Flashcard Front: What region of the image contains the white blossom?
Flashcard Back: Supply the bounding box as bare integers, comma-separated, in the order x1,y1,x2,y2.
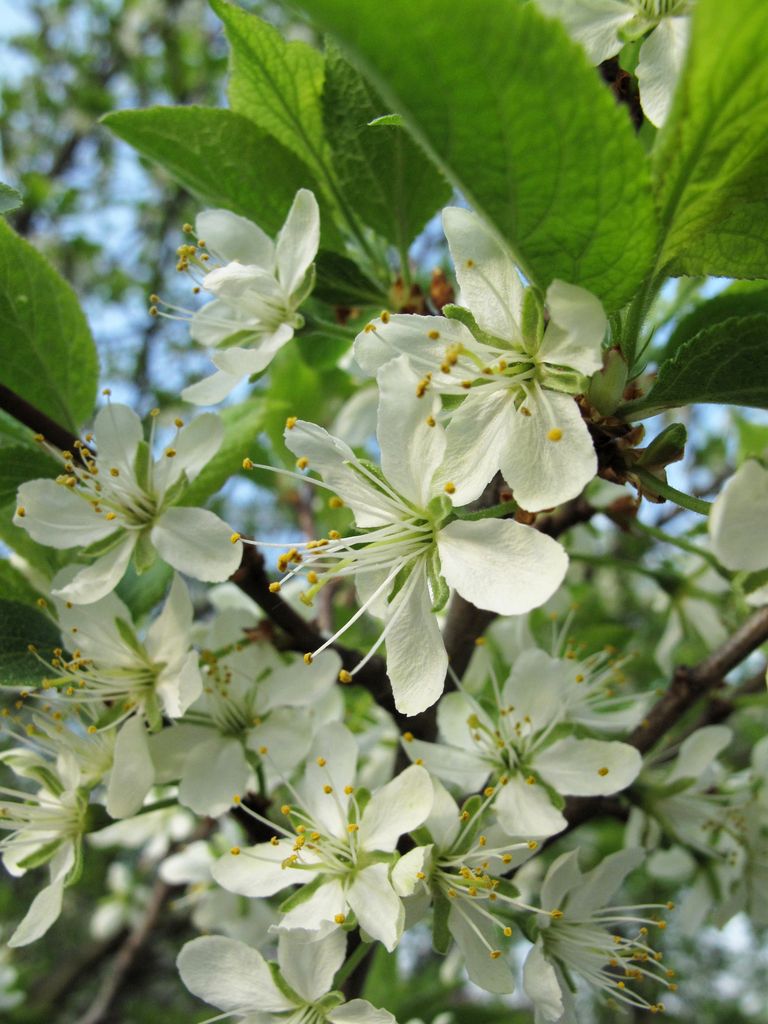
13,404,242,603
709,459,768,604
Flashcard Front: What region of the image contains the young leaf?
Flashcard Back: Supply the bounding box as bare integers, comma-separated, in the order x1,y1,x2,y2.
0,599,62,687
663,283,768,361
298,0,657,311
0,444,61,506
313,250,388,307
622,314,768,419
0,219,98,431
653,0,768,278
211,0,330,187
322,45,451,253
102,106,340,247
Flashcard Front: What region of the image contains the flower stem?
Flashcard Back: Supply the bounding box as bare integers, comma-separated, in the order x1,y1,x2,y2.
451,499,519,522
633,467,712,517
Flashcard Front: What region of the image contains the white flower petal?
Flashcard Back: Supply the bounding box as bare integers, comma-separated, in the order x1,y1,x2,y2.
436,691,484,749
147,573,194,666
500,387,597,512
354,313,476,383
51,535,135,604
8,876,66,948
276,189,320,296
539,279,607,376
182,366,241,405
637,17,690,128
359,765,433,852
564,847,644,918
438,518,568,615
259,651,340,711
196,209,276,268
501,650,569,729
424,778,462,849
376,355,445,507
391,845,431,897
189,298,252,348
347,863,404,952
53,583,135,665
106,716,154,819
179,737,250,817
405,738,490,791
384,563,448,716
278,927,346,1002
522,939,564,1023
164,413,224,486
177,935,291,1013
329,999,396,1024
438,388,516,507
533,0,634,64
535,737,641,796
442,206,524,341
494,775,567,839
667,725,732,785
449,900,516,993
151,506,242,582
212,839,298,898
540,849,583,912
248,708,312,774
280,877,347,932
211,323,294,375
14,479,119,548
709,460,768,572
93,403,145,475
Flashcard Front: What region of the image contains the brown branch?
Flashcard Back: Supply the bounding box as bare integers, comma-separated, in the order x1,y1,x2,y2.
0,384,85,454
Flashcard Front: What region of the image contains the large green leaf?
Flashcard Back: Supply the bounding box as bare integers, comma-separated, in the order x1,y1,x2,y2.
0,444,61,506
0,599,61,688
0,219,98,432
102,106,339,246
322,45,451,252
653,0,768,278
663,283,768,360
211,0,331,188
0,559,44,608
0,182,22,214
622,315,768,419
297,0,657,310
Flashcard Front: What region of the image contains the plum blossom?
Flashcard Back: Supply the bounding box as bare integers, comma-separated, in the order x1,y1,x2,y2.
534,0,693,126
174,189,320,404
178,927,396,1024
403,649,642,838
253,354,568,715
355,208,606,512
13,404,242,603
212,722,433,952
709,459,768,605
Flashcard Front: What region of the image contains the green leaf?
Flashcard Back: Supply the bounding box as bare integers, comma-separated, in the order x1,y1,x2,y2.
0,219,98,432
0,599,62,687
102,106,340,246
653,0,768,278
622,314,768,418
663,283,768,361
116,560,173,621
0,444,61,506
0,559,44,607
313,250,388,307
322,45,450,252
299,0,657,310
211,0,330,186
181,399,267,506
0,182,22,214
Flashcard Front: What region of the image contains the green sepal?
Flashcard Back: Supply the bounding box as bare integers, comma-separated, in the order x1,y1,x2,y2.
537,364,590,396
22,764,65,798
588,347,628,416
80,529,128,560
426,546,449,614
618,14,656,42
518,913,539,944
133,530,156,575
133,440,152,493
387,557,417,606
114,617,144,656
442,304,503,349
350,786,372,822
432,891,452,954
143,691,164,733
278,874,324,913
162,471,189,510
65,835,84,888
426,493,452,528
269,962,302,1004
739,567,768,602
521,287,544,353
315,991,346,1012
368,113,404,127
493,877,520,901
16,838,63,872
636,423,688,469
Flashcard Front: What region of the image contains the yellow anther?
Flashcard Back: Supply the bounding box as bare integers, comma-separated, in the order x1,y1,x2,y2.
15,506,25,517
414,758,424,766
34,433,45,442
324,785,333,794
416,871,426,880
285,416,298,429
443,482,456,495
426,415,436,427
347,823,359,833
243,457,255,470
328,529,341,540
269,581,281,593
232,794,241,804
550,909,563,919
666,901,675,910
344,785,353,795
296,456,309,470
381,310,391,323
307,570,318,584
428,329,440,339
316,757,327,767
230,846,241,856
503,926,512,937
174,418,184,428
528,840,538,850
520,406,532,417
105,512,117,521
466,259,475,268
109,467,120,477
546,427,563,442
102,388,112,396
525,775,536,785
338,670,353,684
36,598,47,608
87,725,98,735
489,951,501,960
575,673,585,683
259,746,268,754
334,913,346,924
598,766,609,777
303,653,314,664
460,379,472,389
230,532,241,544
483,786,495,797
363,323,376,333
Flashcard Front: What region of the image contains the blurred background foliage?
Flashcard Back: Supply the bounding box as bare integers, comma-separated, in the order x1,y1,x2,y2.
1,2,768,1022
